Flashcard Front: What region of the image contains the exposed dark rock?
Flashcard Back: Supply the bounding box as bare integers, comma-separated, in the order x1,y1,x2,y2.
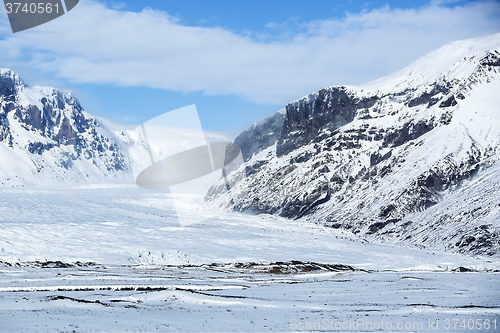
56,117,78,145
370,150,392,166
439,95,458,108
234,110,285,161
406,82,453,108
27,142,55,155
212,261,357,274
479,50,500,69
290,151,312,164
280,181,330,219
277,86,360,157
452,266,475,272
245,160,268,176
382,120,435,148
38,261,73,268
379,204,396,218
0,70,24,98
316,165,330,173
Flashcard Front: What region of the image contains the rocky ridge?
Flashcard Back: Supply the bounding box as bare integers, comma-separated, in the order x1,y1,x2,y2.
0,69,135,187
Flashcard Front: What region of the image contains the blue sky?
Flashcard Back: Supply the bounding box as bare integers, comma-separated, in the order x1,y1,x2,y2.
1,0,499,134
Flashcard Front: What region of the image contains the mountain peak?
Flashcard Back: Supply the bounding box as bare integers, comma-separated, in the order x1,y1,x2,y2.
0,69,133,187
0,68,27,96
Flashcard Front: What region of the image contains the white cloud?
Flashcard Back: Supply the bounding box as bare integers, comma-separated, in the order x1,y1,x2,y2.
110,2,127,10
0,0,499,105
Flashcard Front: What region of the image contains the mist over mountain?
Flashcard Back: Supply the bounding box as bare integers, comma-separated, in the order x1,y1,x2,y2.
207,33,500,257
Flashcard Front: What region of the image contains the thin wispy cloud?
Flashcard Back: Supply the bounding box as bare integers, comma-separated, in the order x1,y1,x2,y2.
0,0,499,105
110,2,127,10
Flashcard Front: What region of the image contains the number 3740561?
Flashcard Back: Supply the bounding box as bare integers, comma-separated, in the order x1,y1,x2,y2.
443,319,497,330
5,2,60,14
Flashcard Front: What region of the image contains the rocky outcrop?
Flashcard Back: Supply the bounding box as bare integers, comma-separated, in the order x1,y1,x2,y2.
277,87,376,157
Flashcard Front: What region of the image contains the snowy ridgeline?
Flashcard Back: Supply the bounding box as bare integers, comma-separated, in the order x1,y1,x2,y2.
0,68,144,187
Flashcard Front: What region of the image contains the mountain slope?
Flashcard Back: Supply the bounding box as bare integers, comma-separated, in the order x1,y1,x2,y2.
206,33,500,257
234,109,286,162
0,69,135,187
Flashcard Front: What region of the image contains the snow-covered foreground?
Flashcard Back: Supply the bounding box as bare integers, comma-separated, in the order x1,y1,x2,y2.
0,186,499,332
1,264,499,332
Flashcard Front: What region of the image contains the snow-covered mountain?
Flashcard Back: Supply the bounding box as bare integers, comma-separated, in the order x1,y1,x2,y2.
0,69,136,187
207,33,500,257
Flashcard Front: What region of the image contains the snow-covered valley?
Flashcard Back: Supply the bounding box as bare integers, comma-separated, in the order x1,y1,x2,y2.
0,186,499,332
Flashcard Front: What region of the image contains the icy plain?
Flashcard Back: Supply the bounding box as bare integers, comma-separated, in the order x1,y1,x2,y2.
0,185,499,332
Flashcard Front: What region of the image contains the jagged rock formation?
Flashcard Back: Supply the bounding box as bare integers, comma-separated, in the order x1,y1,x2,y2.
206,33,500,257
0,69,133,187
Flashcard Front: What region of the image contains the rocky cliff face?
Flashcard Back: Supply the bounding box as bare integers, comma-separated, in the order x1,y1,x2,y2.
206,34,500,257
0,69,132,187
234,109,286,162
